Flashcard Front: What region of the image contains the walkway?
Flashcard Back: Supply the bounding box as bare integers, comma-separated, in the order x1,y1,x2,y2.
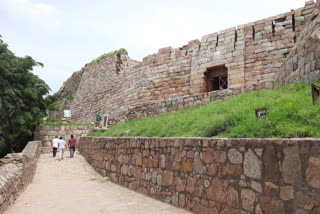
5,153,190,214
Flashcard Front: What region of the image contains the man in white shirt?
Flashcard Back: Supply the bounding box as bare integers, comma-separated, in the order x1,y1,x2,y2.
52,136,59,158
58,136,67,161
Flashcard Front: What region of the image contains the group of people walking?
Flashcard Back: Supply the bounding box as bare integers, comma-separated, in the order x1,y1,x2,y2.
52,135,77,160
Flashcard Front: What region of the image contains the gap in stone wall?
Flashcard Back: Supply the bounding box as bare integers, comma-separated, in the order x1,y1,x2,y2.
234,30,238,48
272,20,276,36
292,13,296,32
252,25,255,40
216,35,219,47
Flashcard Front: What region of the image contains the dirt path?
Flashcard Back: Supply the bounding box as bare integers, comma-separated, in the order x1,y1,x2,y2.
5,152,190,214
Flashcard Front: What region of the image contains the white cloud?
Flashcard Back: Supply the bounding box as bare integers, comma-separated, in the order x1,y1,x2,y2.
0,0,62,32
128,10,207,58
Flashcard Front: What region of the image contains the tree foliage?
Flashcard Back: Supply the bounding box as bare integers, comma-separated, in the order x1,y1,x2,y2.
0,35,50,152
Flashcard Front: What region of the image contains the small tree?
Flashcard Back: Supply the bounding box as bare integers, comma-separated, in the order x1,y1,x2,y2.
0,35,50,152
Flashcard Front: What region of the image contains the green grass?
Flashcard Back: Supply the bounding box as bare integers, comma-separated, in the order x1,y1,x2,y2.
41,119,89,126
89,82,320,138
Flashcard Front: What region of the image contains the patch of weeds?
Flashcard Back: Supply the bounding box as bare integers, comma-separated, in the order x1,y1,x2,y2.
197,41,201,54
90,48,128,64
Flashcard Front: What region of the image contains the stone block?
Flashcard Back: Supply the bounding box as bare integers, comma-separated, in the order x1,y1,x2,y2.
264,182,279,197
214,151,226,163
227,149,243,164
241,189,256,211
136,152,142,166
244,149,262,179
296,191,314,210
226,186,239,208
174,177,185,192
186,175,196,193
47,131,57,136
162,170,173,186
306,157,320,189
280,186,294,201
193,152,206,174
282,147,301,184
156,174,162,186
259,196,285,214
222,165,242,177
181,158,192,172
172,192,179,207
251,181,262,193
263,146,281,183
42,141,51,147
208,162,218,176
201,151,214,164
192,204,218,214
206,178,226,203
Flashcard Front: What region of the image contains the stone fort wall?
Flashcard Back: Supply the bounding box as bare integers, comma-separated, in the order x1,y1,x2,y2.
275,1,320,87
58,1,317,125
78,137,320,214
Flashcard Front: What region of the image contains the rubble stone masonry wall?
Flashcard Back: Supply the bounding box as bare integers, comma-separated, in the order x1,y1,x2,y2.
59,1,317,125
0,141,42,214
78,137,320,214
34,125,93,147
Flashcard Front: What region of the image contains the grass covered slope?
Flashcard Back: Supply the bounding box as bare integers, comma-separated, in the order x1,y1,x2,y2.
89,82,320,138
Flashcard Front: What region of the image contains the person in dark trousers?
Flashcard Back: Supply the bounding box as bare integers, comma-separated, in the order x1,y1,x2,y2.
68,135,76,158
96,113,102,127
52,136,59,157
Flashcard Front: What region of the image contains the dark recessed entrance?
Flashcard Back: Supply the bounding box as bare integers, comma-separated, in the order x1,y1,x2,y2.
203,65,228,92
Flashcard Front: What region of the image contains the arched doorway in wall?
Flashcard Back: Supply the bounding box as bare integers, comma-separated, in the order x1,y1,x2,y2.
203,65,228,92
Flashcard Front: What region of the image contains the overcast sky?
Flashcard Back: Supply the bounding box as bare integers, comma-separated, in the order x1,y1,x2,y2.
0,0,309,93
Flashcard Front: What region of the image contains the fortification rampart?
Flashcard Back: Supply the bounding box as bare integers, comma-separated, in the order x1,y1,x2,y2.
58,1,318,125
78,137,320,214
275,1,320,86
0,141,42,214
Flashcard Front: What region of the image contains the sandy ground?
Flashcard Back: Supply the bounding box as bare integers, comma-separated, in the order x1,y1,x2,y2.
5,152,190,214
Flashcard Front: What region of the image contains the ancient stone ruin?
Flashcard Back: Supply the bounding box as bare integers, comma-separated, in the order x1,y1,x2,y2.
58,1,320,126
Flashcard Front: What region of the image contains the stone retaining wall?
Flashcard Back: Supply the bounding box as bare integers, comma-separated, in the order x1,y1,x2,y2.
0,141,42,214
78,137,320,214
34,125,93,147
